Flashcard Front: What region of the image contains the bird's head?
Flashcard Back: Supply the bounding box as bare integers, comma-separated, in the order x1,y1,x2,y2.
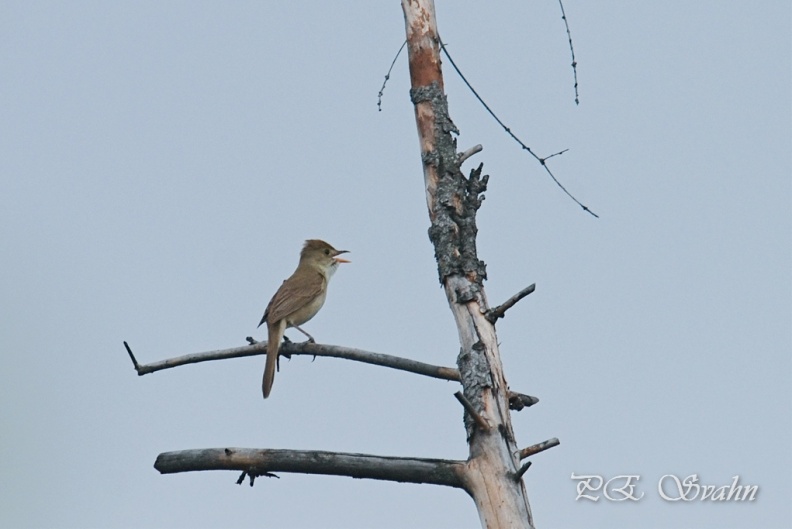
300,239,350,275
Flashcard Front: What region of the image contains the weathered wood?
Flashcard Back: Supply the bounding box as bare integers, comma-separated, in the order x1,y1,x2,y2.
517,438,561,460
155,448,466,489
446,277,535,528
402,1,536,527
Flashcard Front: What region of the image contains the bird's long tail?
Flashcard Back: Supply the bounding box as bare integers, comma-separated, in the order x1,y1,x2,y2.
263,320,285,398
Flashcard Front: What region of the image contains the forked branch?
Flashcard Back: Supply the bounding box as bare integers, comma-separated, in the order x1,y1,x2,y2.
155,448,467,489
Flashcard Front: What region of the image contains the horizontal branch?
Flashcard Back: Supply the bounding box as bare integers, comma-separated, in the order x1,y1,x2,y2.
155,448,467,489
126,341,539,411
124,340,460,381
485,283,536,323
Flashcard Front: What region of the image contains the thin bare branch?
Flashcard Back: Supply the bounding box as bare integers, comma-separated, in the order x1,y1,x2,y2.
485,284,536,323
454,391,491,431
124,341,261,375
557,0,580,105
155,448,467,489
124,340,461,381
458,144,483,165
123,341,140,370
516,438,561,460
543,148,568,161
377,40,407,111
128,340,542,413
438,42,598,218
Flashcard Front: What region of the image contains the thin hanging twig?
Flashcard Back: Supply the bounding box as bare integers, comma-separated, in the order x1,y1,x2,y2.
377,40,407,111
557,0,580,105
438,41,598,218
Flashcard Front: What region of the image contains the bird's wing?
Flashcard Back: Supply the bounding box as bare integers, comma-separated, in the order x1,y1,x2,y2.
259,269,326,326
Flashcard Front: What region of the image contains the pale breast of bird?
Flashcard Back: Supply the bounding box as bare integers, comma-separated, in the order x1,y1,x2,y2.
286,288,328,328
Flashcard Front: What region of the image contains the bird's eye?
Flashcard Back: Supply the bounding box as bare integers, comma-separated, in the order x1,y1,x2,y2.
324,249,330,255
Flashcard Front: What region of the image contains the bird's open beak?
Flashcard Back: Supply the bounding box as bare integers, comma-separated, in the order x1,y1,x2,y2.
334,250,350,263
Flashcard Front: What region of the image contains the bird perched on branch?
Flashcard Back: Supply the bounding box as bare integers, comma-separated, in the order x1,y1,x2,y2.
258,239,350,398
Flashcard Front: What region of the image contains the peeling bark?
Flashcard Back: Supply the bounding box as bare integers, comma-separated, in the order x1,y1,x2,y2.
402,1,536,527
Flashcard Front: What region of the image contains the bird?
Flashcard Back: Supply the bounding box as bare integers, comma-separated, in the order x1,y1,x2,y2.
258,239,349,398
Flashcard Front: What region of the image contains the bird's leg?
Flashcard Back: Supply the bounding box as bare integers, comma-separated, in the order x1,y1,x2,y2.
292,325,315,343
291,326,318,361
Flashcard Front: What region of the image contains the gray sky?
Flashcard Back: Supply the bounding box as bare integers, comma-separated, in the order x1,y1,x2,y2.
1,1,790,528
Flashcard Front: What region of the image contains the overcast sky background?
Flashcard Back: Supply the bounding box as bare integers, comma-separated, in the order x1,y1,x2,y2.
1,2,790,528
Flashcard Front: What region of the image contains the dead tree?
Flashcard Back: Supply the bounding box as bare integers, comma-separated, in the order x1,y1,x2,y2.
125,1,559,528
402,1,544,526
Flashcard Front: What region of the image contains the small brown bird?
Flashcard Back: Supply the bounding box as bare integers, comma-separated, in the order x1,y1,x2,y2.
258,239,349,398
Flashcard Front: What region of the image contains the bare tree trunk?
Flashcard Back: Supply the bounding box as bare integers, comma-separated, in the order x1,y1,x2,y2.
401,1,535,528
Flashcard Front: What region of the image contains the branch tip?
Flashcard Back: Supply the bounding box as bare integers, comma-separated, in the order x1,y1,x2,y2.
513,461,533,481
123,341,141,373
517,438,560,460
458,144,483,165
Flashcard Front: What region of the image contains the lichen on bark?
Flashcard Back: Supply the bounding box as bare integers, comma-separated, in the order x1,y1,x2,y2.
411,81,488,289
